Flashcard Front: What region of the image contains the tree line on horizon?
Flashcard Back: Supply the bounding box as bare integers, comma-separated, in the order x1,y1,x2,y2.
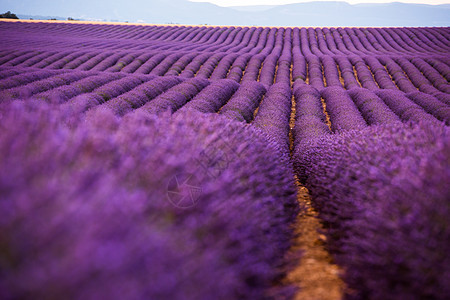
0,11,19,19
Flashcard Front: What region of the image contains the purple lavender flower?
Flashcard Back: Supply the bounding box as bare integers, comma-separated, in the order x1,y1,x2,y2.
406,91,450,124
321,56,342,87
209,53,239,81
253,83,291,153
139,77,209,115
95,76,184,116
61,75,150,114
376,89,442,124
0,100,298,300
348,87,401,125
293,122,450,300
177,79,239,114
292,83,331,143
221,81,266,123
321,86,367,132
1,72,91,101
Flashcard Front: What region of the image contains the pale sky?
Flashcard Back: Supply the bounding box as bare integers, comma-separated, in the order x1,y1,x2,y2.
189,0,450,6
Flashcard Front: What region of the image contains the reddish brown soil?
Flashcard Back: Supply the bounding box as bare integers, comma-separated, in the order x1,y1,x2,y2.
284,183,346,300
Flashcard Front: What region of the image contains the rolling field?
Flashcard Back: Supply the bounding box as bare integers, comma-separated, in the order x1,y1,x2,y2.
0,20,449,299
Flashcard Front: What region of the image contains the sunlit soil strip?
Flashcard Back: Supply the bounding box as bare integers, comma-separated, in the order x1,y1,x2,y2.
337,63,345,87
289,94,296,153
252,94,264,120
273,64,279,85
402,68,419,91
305,62,310,85
383,64,398,89
352,65,363,88
321,97,332,131
321,62,327,87
285,183,345,300
256,62,264,82
366,64,381,89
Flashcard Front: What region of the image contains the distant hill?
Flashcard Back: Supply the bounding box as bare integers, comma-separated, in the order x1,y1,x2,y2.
257,2,450,27
229,5,276,12
1,0,449,27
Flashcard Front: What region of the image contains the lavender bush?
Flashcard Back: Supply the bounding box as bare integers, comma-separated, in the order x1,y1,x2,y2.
292,82,331,143
177,79,239,114
98,76,184,116
348,88,401,125
0,99,299,300
1,72,91,101
375,89,442,124
252,83,291,153
139,77,209,115
293,122,450,300
61,75,151,114
321,86,367,132
34,73,124,104
220,81,266,123
406,91,450,124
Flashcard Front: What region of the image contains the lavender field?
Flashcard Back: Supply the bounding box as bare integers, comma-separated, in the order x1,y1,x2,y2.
0,20,449,300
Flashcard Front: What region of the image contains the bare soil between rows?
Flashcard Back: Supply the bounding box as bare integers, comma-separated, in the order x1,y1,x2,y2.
284,182,346,300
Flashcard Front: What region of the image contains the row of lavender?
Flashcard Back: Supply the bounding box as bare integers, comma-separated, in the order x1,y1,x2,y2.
1,22,449,55
1,66,448,128
292,120,449,300
0,48,448,94
1,22,449,93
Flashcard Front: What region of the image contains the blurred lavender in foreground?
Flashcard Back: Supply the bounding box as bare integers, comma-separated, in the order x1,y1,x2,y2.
0,100,298,300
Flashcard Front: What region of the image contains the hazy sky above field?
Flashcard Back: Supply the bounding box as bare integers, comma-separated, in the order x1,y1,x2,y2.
190,0,450,5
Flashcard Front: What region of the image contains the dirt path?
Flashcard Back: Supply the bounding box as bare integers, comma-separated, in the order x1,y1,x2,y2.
284,182,345,300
